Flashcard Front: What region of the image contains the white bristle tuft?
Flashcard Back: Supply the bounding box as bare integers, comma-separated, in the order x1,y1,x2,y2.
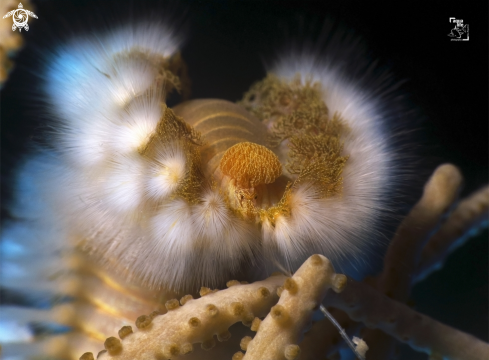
262,53,395,269
146,141,187,200
139,190,257,289
105,55,161,107
108,91,163,155
190,189,256,262
45,23,181,167
99,155,146,215
264,183,368,269
145,198,197,287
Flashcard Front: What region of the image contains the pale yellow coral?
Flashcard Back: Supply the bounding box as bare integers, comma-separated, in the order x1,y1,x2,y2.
378,164,463,302
242,254,346,360
418,184,489,277
92,275,286,359
326,276,489,360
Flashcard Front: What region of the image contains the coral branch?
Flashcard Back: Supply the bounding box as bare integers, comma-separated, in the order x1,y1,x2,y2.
241,254,347,360
92,274,286,359
299,309,361,360
417,184,489,281
364,164,462,359
325,278,489,360
378,164,462,302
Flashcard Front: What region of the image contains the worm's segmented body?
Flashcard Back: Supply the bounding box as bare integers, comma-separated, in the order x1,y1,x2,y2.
2,17,403,359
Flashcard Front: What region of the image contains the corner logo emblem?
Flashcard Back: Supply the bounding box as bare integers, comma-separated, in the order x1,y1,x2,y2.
448,18,469,41
3,3,38,32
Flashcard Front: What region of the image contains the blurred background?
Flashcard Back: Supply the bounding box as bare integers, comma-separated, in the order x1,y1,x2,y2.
1,1,487,359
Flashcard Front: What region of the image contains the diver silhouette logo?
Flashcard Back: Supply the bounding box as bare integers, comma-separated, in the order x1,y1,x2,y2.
3,3,38,32
448,18,469,41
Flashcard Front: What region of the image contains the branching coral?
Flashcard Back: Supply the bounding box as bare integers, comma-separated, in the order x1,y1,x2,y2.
86,275,287,359
239,255,346,360
326,277,488,360
418,184,489,280
79,165,489,360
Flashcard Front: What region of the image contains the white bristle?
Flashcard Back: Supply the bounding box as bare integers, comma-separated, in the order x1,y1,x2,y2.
190,189,256,262
108,90,163,155
140,190,257,289
45,23,181,168
145,141,188,200
99,155,146,215
145,198,196,286
262,54,395,269
105,55,161,107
